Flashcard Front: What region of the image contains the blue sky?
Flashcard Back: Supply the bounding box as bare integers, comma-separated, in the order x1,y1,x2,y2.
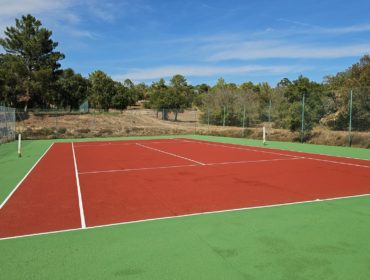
1,0,370,86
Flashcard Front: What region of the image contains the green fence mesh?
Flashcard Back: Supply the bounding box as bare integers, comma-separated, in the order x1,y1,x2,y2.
12,87,370,148
0,106,16,144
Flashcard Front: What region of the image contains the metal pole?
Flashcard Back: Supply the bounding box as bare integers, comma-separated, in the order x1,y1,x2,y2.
207,106,210,126
194,110,197,134
242,105,246,137
223,106,226,127
348,90,353,147
268,99,272,123
301,93,305,143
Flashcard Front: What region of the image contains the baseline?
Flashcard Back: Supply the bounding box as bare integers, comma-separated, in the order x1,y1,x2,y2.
1,192,369,241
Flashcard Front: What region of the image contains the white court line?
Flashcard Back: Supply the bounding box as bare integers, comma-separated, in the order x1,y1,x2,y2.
1,192,370,241
71,143,87,229
183,139,370,169
182,139,303,159
78,157,301,175
136,143,206,165
79,163,199,175
74,139,187,148
206,157,301,166
0,143,54,209
303,156,370,169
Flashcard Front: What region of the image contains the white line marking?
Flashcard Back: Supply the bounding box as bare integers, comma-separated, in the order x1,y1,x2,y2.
182,139,303,159
71,142,87,229
1,192,370,241
79,158,301,175
136,143,206,165
0,143,54,209
183,139,370,168
206,157,301,166
74,140,188,148
79,164,199,175
299,156,370,169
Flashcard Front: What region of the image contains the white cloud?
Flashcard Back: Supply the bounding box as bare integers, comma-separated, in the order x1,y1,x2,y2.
114,64,308,81
208,40,370,61
319,24,370,34
0,0,73,17
278,19,370,35
0,0,99,42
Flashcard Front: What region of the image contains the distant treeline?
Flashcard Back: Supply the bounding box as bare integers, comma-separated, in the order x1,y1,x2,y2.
0,14,369,133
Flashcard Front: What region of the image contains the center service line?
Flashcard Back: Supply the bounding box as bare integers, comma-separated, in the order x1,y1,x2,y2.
71,142,87,229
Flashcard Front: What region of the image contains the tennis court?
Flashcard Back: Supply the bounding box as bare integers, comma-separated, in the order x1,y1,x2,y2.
1,137,369,240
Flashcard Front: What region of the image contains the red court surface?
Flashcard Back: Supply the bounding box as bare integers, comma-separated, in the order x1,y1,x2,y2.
1,138,370,239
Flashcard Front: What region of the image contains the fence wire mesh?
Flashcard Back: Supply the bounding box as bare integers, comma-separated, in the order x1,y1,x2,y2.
0,106,16,144
12,87,370,148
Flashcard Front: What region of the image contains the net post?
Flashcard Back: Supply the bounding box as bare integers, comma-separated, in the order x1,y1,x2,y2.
18,134,22,157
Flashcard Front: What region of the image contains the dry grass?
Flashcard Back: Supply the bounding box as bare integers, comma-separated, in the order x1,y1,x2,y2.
16,109,370,148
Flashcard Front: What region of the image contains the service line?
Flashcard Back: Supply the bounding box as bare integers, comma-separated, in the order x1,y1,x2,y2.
136,143,206,165
78,157,301,175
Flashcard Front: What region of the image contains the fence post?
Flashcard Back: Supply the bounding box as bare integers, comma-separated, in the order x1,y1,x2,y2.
348,89,353,147
242,105,246,137
223,106,226,127
194,110,197,134
268,99,272,123
300,93,305,143
207,106,210,126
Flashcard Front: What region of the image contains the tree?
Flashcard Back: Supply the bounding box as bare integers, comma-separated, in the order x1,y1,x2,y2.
134,82,148,100
56,68,89,111
281,76,326,136
0,54,27,107
323,55,370,131
148,76,192,121
169,74,192,120
88,70,115,111
112,82,130,111
0,14,64,111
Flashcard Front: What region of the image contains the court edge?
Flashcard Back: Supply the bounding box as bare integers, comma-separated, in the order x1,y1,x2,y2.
1,192,370,241
0,143,54,209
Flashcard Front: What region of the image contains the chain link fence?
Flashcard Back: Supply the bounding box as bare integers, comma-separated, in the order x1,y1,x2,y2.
200,87,370,148
10,87,370,148
0,106,16,144
15,109,200,139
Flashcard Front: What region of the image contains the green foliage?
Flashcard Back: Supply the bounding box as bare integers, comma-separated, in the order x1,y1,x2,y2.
281,76,326,133
112,83,130,111
0,14,64,111
324,55,370,131
148,75,192,120
56,68,89,110
88,70,115,111
0,54,27,106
